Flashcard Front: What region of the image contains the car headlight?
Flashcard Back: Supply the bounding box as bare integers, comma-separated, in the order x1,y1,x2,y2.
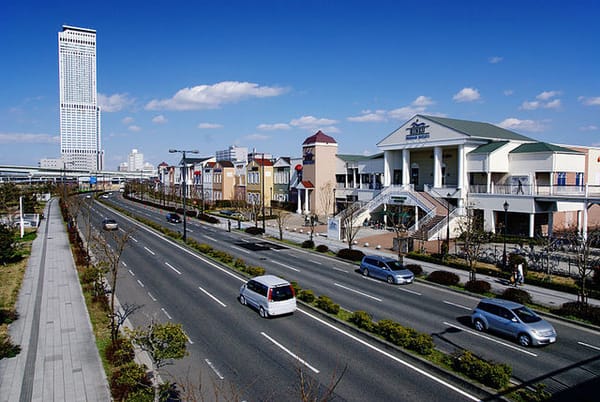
530,329,538,335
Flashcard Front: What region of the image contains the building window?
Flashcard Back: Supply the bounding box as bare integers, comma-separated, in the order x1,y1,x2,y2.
557,172,566,186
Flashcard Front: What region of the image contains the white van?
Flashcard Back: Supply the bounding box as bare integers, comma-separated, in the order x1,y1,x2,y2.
239,275,297,318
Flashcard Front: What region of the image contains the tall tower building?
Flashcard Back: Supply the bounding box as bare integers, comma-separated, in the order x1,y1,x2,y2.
58,25,103,171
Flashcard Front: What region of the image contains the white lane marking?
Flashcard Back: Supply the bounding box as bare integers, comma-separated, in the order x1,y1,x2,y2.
398,287,422,296
205,359,224,379
128,269,135,277
165,262,182,275
198,286,227,307
144,246,155,255
578,341,600,351
187,228,194,233
261,332,320,374
161,308,172,320
204,235,217,242
137,279,145,288
148,292,157,302
334,283,382,301
309,259,322,265
232,245,251,255
443,300,472,311
443,321,538,357
122,261,128,267
332,267,348,273
184,331,194,345
271,260,300,272
299,309,479,401
129,236,138,243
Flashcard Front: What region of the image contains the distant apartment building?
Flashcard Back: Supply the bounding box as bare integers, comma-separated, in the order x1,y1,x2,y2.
58,25,103,171
216,146,248,163
128,149,144,171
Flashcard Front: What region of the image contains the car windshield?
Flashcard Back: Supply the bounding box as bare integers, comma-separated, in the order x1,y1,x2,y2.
512,306,542,323
387,260,405,271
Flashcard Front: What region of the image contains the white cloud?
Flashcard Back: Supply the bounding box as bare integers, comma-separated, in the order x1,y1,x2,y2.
122,116,134,124
152,115,167,124
453,87,481,102
544,99,561,109
580,125,598,131
488,56,503,64
412,96,434,107
98,93,134,112
257,123,291,130
536,90,560,101
520,91,562,110
520,100,541,110
347,110,387,122
245,133,270,141
503,90,514,96
578,96,600,106
128,125,141,132
197,122,223,129
290,115,338,130
145,81,287,111
0,132,59,144
388,106,426,120
498,118,545,132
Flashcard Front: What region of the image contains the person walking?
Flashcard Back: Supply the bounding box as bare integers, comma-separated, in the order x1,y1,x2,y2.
512,265,518,287
517,263,524,285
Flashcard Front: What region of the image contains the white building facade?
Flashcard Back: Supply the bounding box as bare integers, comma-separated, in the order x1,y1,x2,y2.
58,25,103,171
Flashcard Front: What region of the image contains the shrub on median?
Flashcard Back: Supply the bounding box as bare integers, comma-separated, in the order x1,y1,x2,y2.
500,287,532,305
464,280,491,294
315,244,329,253
405,264,423,276
349,310,375,332
426,270,460,286
336,248,365,262
315,295,340,314
302,240,315,249
375,319,434,356
298,289,316,303
452,351,511,389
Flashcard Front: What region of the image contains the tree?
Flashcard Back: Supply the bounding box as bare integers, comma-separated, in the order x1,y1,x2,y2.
455,204,490,282
0,223,17,264
318,181,335,218
340,201,362,250
91,224,134,344
564,228,600,306
273,209,291,240
127,321,188,402
384,204,409,264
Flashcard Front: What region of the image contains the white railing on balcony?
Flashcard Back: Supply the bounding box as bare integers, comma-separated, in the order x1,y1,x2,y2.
427,207,461,240
468,184,600,198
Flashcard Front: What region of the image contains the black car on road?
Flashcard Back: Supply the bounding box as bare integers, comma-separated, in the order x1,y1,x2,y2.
166,213,181,223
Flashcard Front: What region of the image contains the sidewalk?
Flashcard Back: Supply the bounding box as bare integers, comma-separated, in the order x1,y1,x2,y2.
0,199,110,402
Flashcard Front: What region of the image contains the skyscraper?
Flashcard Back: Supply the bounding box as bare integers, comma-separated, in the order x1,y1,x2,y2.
58,25,103,171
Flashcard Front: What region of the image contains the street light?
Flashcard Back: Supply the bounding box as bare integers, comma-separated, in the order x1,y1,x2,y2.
332,187,336,217
169,149,199,242
445,194,451,258
502,200,509,271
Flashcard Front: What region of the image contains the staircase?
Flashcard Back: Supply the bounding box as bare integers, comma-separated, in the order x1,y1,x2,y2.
412,215,444,240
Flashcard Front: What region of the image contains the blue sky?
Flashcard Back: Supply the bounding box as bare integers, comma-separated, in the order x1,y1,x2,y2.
1,0,599,169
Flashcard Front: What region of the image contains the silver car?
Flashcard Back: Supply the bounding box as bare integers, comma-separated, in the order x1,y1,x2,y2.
471,298,556,346
359,255,414,284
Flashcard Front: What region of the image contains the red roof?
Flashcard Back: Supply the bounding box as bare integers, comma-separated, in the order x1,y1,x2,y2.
254,158,273,166
302,130,337,145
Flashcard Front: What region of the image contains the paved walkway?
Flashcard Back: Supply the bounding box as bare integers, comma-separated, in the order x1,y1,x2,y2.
0,198,110,402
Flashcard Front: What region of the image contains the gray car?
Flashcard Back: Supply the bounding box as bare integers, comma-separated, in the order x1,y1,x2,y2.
471,298,556,346
359,255,414,284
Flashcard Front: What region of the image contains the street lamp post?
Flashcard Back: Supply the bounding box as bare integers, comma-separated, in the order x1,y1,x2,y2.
502,200,509,271
332,187,336,217
445,192,452,258
169,149,199,242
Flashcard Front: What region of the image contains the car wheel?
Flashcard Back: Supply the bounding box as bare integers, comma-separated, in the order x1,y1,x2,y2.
239,295,246,305
362,269,369,277
473,319,485,332
387,276,394,284
259,306,268,318
518,333,531,347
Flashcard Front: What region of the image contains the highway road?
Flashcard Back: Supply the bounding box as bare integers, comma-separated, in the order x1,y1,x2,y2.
86,194,600,399
77,196,485,401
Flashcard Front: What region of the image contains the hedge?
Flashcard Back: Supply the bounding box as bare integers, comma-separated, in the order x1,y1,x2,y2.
245,226,265,235
452,351,511,389
315,295,340,314
426,270,460,286
465,280,491,294
315,244,329,253
500,287,532,305
336,248,365,262
302,240,315,249
405,264,423,276
552,302,600,326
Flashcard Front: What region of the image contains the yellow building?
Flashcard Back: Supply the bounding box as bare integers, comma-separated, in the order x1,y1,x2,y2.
246,158,273,208
212,161,235,202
